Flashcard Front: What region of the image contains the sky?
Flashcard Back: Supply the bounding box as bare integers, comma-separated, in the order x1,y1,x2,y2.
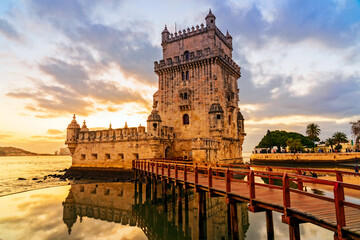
0,0,359,154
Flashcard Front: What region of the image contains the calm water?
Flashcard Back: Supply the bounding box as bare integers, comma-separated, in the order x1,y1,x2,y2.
0,156,72,196
0,155,342,239
0,182,334,240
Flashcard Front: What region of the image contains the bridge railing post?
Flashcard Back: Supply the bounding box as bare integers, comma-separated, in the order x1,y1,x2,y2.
175,164,178,179
132,160,135,169
156,162,158,175
161,163,164,176
336,171,343,182
147,161,150,172
283,173,291,214
249,170,255,200
267,167,273,185
297,169,303,191
334,182,346,238
226,169,231,193
208,166,212,188
184,165,187,182
151,162,154,173
195,166,198,185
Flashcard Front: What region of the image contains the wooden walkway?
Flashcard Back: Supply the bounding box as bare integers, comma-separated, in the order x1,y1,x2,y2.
133,160,360,240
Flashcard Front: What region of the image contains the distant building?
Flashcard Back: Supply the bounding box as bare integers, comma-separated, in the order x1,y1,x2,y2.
65,10,246,169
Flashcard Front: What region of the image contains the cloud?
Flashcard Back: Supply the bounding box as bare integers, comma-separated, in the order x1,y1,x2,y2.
214,0,360,48
28,0,160,84
46,129,64,135
0,18,21,41
7,58,149,118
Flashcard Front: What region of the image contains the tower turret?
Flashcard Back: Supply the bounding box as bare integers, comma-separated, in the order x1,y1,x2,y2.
147,110,162,136
62,190,77,235
205,9,216,29
65,114,80,155
161,25,170,43
209,101,225,134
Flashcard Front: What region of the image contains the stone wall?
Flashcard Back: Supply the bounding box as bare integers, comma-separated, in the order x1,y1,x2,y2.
250,153,360,163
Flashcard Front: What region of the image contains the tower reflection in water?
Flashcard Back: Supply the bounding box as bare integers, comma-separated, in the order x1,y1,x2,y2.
62,182,249,239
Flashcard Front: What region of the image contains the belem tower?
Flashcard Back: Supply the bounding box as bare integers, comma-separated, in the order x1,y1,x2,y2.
65,10,246,169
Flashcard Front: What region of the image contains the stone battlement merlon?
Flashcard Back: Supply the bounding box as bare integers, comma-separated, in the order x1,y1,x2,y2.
154,47,240,76
74,125,174,144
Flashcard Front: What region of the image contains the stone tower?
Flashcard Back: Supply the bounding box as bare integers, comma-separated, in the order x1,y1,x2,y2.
153,10,245,162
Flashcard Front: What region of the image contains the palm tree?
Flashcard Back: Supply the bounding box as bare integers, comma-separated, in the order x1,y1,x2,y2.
325,138,335,152
332,132,348,152
350,120,360,149
306,123,321,152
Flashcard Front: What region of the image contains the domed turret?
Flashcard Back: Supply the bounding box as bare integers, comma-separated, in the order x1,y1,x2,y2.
161,25,170,42
205,9,216,29
147,110,162,136
62,191,77,235
209,102,224,133
65,114,80,155
80,120,89,132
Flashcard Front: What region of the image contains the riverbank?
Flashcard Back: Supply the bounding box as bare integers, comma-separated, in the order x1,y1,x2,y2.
251,152,360,164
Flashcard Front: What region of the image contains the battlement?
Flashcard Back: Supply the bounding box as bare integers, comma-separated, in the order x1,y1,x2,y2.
162,24,232,49
154,46,240,75
76,125,174,143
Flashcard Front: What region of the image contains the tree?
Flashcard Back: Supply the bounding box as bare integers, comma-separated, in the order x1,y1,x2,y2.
350,120,360,147
306,123,321,152
286,138,304,152
325,138,335,152
257,130,313,151
332,132,348,152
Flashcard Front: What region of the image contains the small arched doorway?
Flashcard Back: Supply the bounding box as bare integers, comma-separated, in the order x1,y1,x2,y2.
165,146,171,158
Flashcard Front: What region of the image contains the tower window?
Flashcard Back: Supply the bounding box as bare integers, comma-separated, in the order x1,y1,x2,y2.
81,154,86,160
182,72,185,81
118,153,124,160
211,20,213,23
186,71,189,80
184,51,189,61
228,115,231,125
183,92,188,100
183,114,189,125
217,114,221,120
133,153,139,159
105,153,110,160
153,123,157,130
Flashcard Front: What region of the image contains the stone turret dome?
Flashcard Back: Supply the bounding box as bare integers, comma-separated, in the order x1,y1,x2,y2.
205,9,216,20
162,25,170,34
147,110,162,122
209,103,224,113
67,114,80,129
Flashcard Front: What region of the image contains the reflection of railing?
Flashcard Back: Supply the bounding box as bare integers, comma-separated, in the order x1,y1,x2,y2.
133,160,360,239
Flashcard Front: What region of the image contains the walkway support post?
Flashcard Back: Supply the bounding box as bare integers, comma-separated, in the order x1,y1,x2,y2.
177,183,183,226
227,198,239,240
152,176,157,204
162,180,168,212
297,170,303,191
198,190,207,240
266,210,274,240
334,182,346,239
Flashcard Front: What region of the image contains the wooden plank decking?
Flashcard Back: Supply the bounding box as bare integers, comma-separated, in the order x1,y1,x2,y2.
133,160,360,240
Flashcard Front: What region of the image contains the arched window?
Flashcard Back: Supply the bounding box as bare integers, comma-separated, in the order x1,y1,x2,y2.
184,51,189,61
183,92,188,100
183,114,189,125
